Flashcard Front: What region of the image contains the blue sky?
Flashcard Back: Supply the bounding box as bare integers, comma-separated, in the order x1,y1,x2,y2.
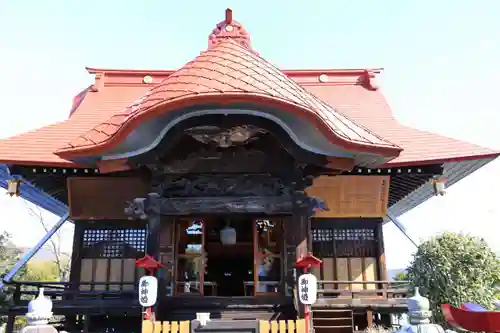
0,1,499,269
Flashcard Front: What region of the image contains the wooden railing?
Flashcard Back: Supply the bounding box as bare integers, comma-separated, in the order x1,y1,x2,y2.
141,320,306,333
316,280,409,298
259,319,306,333
5,281,139,303
175,281,218,295
142,321,190,333
5,279,409,307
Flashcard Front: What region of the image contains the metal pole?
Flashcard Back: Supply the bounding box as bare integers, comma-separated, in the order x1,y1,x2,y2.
386,213,418,248
0,212,70,289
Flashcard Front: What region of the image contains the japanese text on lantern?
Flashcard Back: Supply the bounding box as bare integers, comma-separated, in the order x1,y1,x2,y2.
138,276,158,307
297,273,317,305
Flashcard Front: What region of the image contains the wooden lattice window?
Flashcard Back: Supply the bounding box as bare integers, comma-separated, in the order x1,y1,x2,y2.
312,228,376,258
82,227,147,258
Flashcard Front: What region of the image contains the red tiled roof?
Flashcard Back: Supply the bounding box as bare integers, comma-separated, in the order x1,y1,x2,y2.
0,8,496,168
0,86,143,166
307,85,500,166
0,67,497,167
56,40,401,159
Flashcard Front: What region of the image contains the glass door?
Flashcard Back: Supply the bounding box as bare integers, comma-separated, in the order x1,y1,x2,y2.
175,218,205,295
253,218,283,295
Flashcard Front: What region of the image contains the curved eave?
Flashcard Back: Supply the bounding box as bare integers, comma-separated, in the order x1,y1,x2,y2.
0,165,68,217
385,156,498,220
55,93,402,162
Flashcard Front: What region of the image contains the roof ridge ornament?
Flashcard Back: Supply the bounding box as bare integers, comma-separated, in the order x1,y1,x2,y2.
208,9,256,54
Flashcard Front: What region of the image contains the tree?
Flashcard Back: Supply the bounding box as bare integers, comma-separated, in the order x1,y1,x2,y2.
394,272,408,281
407,232,500,326
24,261,60,282
0,232,26,321
25,204,71,281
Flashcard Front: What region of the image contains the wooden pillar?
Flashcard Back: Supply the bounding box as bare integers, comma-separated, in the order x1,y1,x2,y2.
376,220,388,300
5,314,15,333
124,193,162,317
146,211,161,261
376,221,388,281
146,194,162,318
366,310,374,328
69,222,84,297
125,193,162,261
287,186,317,319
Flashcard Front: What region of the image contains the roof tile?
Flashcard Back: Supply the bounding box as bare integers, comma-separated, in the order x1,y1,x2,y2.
307,85,499,165
57,40,400,157
0,86,147,166
0,69,496,167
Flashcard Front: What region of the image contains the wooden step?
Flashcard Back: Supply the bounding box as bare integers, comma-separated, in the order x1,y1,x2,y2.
162,309,287,321
159,300,296,321
313,308,353,333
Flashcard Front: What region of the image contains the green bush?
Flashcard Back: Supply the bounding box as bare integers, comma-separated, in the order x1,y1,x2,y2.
407,232,500,326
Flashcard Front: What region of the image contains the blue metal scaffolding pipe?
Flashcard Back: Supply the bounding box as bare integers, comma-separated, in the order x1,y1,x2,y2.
0,212,70,289
386,213,418,248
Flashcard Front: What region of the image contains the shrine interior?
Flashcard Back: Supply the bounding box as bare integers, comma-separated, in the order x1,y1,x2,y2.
176,216,284,297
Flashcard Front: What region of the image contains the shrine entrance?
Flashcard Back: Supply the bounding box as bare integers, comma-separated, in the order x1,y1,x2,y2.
174,216,284,297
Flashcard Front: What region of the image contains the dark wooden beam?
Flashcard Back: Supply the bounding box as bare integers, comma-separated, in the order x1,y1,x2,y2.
9,163,444,177
125,194,326,216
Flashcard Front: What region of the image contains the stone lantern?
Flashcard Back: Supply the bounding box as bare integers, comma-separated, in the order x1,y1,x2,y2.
395,287,453,333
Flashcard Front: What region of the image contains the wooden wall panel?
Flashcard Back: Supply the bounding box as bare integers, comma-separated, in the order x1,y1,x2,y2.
67,177,148,219
109,259,123,291
78,257,144,291
364,258,377,290
305,176,390,218
80,259,93,291
335,258,349,290
317,257,379,291
123,259,140,291
94,259,108,291
350,258,363,290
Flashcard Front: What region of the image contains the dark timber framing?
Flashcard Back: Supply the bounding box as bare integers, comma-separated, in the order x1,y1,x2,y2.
2,122,426,332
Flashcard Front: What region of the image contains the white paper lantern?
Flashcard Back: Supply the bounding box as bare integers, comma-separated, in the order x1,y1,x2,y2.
138,276,158,307
298,273,318,305
220,225,236,246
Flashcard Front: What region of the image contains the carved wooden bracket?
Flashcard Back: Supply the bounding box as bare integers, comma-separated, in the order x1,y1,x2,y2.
124,192,161,220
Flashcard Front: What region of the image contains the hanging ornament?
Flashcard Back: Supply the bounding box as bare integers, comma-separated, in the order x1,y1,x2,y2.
220,221,236,246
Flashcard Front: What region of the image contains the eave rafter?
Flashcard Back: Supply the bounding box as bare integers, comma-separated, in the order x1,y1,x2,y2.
8,163,444,210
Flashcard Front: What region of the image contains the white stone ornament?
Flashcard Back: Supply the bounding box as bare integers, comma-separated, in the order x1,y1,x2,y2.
297,273,317,305
196,312,211,327
26,288,53,325
138,276,158,307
